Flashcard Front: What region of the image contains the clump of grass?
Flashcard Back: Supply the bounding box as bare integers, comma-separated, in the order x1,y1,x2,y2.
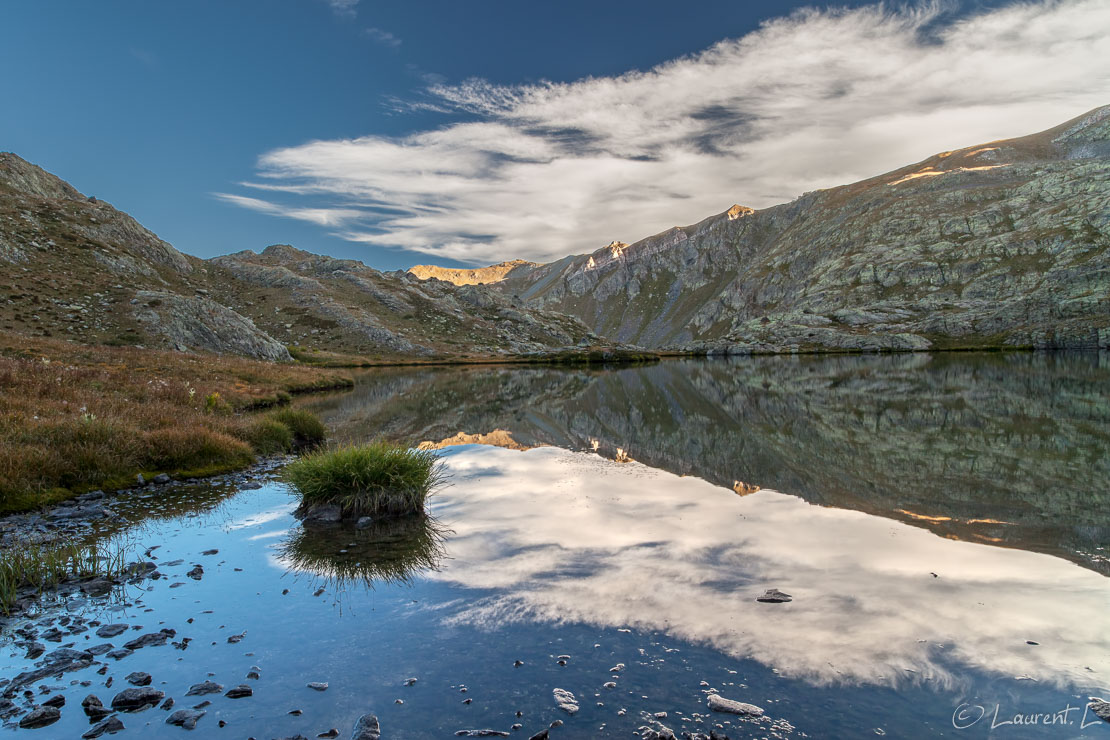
0,539,125,615
145,428,255,474
284,441,444,518
269,408,328,447
240,417,296,455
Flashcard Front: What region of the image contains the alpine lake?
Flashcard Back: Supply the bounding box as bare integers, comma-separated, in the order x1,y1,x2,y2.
2,352,1108,739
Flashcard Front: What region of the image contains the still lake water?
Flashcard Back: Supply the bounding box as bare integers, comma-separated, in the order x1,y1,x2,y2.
2,353,1109,738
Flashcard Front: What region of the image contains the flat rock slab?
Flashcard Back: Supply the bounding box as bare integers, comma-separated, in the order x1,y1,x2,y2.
95,624,129,638
112,687,165,712
707,694,764,716
124,632,169,650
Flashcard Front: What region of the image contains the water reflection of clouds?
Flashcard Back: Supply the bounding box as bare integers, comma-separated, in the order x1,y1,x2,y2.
429,445,1110,691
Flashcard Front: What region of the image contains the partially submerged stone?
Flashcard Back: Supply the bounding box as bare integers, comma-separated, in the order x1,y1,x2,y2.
707,693,764,716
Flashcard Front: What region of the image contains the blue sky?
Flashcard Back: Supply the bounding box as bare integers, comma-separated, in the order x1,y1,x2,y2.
2,1,1108,269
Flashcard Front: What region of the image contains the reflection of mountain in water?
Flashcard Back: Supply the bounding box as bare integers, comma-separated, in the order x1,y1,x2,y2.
277,515,448,589
303,353,1110,571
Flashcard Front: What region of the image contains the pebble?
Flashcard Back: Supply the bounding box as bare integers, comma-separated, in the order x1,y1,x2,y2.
308,682,329,691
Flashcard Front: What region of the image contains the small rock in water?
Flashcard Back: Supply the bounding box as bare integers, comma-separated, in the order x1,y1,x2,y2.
528,731,549,740
187,565,204,580
19,705,61,728
356,517,374,529
1088,699,1110,724
96,624,129,639
185,680,224,696
553,688,579,714
307,682,329,691
403,677,418,686
42,694,65,708
513,660,524,667
83,716,125,738
225,684,253,699
111,686,165,712
756,589,792,603
318,730,340,739
706,694,764,716
126,671,152,686
351,713,381,740
166,708,206,730
201,549,219,556
227,632,247,644
455,731,509,737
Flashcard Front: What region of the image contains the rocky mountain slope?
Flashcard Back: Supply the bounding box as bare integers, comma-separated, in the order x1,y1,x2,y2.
0,154,592,360
411,106,1110,353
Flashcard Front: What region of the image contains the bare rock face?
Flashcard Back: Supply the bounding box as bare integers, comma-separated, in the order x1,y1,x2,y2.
133,290,292,361
478,105,1110,354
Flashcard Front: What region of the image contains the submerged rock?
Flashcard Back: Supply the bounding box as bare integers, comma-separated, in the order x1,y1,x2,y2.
299,503,343,524
351,713,381,740
82,716,125,739
96,624,129,639
553,688,579,714
166,708,206,729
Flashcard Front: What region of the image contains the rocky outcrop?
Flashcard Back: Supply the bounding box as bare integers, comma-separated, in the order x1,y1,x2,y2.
408,259,538,285
209,245,590,357
449,106,1110,353
132,291,292,361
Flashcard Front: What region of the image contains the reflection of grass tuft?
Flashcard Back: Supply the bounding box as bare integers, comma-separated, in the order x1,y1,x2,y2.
278,514,448,587
284,442,444,518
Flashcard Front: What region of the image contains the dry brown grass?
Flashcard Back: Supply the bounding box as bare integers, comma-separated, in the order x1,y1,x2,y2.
0,331,352,512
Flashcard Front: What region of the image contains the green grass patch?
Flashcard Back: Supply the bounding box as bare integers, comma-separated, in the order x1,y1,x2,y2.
269,408,328,447
240,417,296,455
0,539,126,615
284,441,444,518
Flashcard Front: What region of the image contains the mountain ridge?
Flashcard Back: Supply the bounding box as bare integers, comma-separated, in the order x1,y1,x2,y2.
409,105,1110,353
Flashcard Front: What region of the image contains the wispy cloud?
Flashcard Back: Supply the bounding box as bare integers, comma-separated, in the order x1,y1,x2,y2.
214,193,365,228
234,0,1110,265
363,26,401,48
323,0,359,18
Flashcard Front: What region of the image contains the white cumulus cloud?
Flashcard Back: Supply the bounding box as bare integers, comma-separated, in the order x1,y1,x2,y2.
232,0,1110,266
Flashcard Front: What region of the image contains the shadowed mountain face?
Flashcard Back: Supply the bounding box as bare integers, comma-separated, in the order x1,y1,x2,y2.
0,154,590,360
303,353,1110,573
412,106,1110,353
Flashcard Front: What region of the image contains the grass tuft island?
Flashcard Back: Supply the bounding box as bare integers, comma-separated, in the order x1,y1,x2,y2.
284,441,445,522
